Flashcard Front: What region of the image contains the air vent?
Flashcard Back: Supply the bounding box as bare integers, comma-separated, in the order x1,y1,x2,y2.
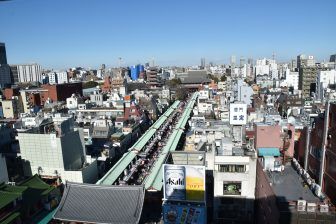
307,203,317,212
297,200,306,212
320,204,329,213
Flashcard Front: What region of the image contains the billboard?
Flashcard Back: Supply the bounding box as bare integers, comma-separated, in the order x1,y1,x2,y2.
163,203,206,224
163,164,205,202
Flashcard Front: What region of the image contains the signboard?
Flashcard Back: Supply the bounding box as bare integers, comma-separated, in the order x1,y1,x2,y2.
163,164,205,202
163,203,206,224
229,103,247,125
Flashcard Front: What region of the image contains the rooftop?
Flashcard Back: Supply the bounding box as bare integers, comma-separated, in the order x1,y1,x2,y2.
54,182,145,224
267,165,319,203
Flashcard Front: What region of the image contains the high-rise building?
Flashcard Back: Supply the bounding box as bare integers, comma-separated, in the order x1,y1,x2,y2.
297,54,315,68
201,58,205,69
0,42,7,64
0,42,12,87
297,54,320,98
10,65,18,83
230,55,236,67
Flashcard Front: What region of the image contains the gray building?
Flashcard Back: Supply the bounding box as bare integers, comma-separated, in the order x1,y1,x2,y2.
18,115,98,183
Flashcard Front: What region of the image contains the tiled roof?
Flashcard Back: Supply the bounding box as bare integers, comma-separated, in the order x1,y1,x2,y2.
54,182,145,224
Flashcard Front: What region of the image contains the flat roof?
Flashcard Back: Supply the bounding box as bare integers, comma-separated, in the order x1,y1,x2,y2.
269,165,319,203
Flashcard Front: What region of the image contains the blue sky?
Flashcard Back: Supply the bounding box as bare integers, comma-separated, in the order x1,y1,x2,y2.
0,0,335,69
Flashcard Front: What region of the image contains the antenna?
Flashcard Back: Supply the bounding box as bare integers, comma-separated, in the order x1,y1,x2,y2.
118,57,122,68
272,52,276,61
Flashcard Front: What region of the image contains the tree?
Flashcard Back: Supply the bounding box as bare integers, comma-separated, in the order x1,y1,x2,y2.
220,75,227,82
82,81,98,89
175,87,188,101
207,74,219,83
167,78,182,88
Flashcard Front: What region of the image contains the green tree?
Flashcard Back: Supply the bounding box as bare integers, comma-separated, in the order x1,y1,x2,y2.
82,81,99,89
175,87,188,101
220,75,227,82
167,78,182,88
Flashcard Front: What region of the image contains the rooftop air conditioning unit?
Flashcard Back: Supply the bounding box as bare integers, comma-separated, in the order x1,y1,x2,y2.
320,204,329,213
307,203,317,212
297,200,306,212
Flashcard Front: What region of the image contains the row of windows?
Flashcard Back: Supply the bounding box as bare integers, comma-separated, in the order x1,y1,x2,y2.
218,164,246,173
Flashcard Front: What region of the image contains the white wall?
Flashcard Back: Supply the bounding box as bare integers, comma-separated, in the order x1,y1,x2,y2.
316,70,336,99
17,64,42,83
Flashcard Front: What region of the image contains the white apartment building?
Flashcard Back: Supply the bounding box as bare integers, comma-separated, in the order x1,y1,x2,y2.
254,58,277,78
212,143,257,222
48,71,68,84
285,68,299,90
316,70,336,100
16,64,43,83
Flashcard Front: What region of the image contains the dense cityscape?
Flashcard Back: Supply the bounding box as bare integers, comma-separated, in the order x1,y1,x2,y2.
1,40,336,223
1,1,336,224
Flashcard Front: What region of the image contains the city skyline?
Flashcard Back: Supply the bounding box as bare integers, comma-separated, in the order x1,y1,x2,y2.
0,0,335,69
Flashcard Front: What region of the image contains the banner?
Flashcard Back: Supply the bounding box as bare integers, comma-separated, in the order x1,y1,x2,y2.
163,164,205,202
163,203,206,224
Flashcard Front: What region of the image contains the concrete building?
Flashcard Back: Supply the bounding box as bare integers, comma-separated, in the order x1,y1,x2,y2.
212,144,257,223
284,68,299,90
297,54,315,68
48,71,68,84
254,58,277,78
0,99,19,118
254,121,295,159
255,159,335,224
15,64,43,83
66,94,84,110
299,66,319,98
316,70,336,100
90,92,104,106
18,115,98,183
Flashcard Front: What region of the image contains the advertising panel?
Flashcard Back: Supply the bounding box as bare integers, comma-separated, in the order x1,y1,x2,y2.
163,164,205,202
163,203,206,224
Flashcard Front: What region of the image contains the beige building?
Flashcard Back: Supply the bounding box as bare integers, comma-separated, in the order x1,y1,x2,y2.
1,99,18,118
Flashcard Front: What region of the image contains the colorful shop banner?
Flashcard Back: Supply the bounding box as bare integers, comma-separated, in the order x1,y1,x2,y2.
163,203,206,224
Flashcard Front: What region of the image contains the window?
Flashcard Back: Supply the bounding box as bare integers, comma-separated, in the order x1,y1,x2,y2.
218,164,246,173
223,182,241,195
239,115,244,121
234,107,238,112
239,107,243,112
233,116,237,120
